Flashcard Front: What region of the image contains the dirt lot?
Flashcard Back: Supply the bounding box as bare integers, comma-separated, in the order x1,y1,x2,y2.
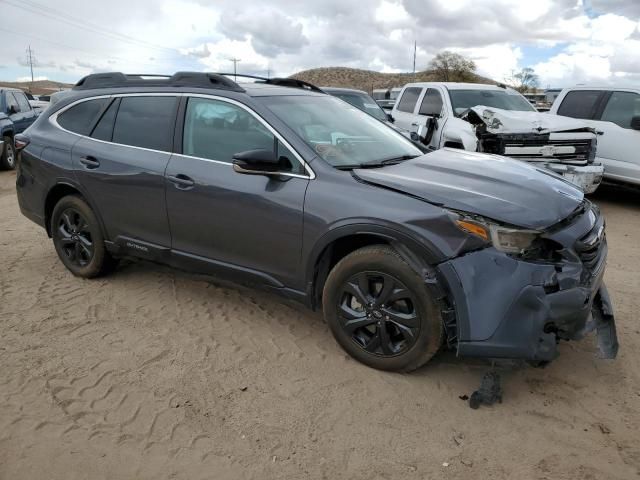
0,169,639,480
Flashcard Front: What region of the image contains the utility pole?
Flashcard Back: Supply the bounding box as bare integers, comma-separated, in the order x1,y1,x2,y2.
26,45,35,85
267,64,271,79
229,58,241,82
412,40,416,80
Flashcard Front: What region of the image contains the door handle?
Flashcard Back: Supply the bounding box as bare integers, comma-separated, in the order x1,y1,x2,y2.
167,174,195,189
79,155,100,169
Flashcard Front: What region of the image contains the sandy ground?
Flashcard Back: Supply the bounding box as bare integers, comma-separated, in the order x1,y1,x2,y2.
0,169,639,480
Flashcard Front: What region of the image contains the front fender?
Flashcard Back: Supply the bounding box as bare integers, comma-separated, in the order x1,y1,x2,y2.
442,117,478,150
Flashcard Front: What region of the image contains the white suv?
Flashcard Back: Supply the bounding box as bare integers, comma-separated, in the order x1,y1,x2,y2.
549,87,640,187
391,82,604,193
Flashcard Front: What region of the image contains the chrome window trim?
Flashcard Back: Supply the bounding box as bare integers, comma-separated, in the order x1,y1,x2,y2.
49,92,315,179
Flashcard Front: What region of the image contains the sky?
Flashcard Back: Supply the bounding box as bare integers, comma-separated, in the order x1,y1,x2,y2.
1,0,639,88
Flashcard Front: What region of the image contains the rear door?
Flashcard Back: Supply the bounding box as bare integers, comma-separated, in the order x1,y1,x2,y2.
391,86,423,130
165,95,310,288
60,94,178,250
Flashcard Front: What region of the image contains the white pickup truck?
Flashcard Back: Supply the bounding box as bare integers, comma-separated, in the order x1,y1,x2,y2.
390,82,604,193
549,86,640,187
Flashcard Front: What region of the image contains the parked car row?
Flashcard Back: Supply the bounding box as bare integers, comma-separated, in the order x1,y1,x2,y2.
13,71,617,374
366,82,640,191
1,87,40,170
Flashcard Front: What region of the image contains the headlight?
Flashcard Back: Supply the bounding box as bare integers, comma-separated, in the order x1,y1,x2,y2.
454,217,540,254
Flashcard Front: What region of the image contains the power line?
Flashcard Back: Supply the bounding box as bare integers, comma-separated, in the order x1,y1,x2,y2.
4,0,184,57
0,27,176,71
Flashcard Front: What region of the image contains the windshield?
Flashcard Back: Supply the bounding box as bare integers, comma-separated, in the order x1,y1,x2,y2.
331,92,388,122
449,89,536,116
259,95,422,167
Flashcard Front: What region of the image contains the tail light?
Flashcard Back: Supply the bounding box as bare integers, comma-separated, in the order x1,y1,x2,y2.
14,134,30,151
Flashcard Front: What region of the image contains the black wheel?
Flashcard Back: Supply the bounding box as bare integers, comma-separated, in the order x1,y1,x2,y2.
1,136,16,170
323,245,444,372
51,195,116,278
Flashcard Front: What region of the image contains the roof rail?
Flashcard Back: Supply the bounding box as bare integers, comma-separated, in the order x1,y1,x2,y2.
216,73,324,93
73,71,245,92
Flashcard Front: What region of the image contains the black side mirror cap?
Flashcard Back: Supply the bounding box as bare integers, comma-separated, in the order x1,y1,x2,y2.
232,149,283,175
8,105,18,115
386,113,395,123
631,116,640,130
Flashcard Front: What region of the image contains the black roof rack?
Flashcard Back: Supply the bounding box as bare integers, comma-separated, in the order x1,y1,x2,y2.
73,72,246,92
216,73,324,93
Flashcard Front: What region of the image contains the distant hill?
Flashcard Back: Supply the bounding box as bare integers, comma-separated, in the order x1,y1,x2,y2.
0,79,72,95
290,67,495,93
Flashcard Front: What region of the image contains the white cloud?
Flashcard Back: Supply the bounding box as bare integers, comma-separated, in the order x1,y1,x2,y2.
0,0,639,88
16,75,48,82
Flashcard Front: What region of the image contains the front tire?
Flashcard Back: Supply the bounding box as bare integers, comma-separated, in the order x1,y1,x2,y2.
51,195,116,278
322,245,444,372
0,136,16,170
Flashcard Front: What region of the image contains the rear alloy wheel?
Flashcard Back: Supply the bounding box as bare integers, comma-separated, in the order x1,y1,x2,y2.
323,245,444,372
0,136,16,170
51,195,116,278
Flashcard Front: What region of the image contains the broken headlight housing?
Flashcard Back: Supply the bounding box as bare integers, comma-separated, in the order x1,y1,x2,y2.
454,216,541,254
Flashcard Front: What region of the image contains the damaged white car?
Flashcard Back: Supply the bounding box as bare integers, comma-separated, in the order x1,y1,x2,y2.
390,83,604,193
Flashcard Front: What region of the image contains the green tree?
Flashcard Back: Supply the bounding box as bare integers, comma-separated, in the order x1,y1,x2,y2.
428,51,476,82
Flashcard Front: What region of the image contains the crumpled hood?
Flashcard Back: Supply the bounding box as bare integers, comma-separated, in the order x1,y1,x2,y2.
468,105,596,135
354,148,584,230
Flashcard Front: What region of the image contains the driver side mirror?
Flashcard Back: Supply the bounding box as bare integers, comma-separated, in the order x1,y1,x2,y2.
631,116,640,131
414,117,438,144
232,149,288,176
8,105,17,115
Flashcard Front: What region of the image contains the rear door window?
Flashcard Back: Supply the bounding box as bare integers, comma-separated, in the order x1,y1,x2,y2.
57,98,109,135
396,87,422,113
556,90,603,119
112,96,178,151
418,88,443,116
599,91,640,129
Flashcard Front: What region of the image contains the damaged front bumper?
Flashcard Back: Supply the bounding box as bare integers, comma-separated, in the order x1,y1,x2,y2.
529,161,603,194
437,204,618,362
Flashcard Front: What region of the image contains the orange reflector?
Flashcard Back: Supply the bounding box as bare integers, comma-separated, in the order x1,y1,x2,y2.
456,220,489,241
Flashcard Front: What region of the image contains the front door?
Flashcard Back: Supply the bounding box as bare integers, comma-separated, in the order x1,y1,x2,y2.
165,96,310,288
592,90,640,183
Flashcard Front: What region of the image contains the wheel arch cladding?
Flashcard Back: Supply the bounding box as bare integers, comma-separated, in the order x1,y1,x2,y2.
307,226,451,315
44,184,85,237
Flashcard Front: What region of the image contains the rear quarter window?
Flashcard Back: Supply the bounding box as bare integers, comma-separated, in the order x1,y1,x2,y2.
396,87,422,113
556,90,602,119
57,98,109,135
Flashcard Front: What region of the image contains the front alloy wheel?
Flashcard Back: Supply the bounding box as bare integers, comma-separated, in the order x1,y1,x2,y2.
338,272,419,357
323,245,444,372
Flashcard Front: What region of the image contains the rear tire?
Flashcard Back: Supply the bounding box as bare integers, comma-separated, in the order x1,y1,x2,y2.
322,245,443,372
0,136,16,170
51,195,117,278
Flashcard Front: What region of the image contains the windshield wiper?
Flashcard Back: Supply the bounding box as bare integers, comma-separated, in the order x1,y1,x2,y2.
335,155,420,171
377,154,420,165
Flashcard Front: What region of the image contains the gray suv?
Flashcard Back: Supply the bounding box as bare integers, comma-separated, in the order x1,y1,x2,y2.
15,72,617,372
